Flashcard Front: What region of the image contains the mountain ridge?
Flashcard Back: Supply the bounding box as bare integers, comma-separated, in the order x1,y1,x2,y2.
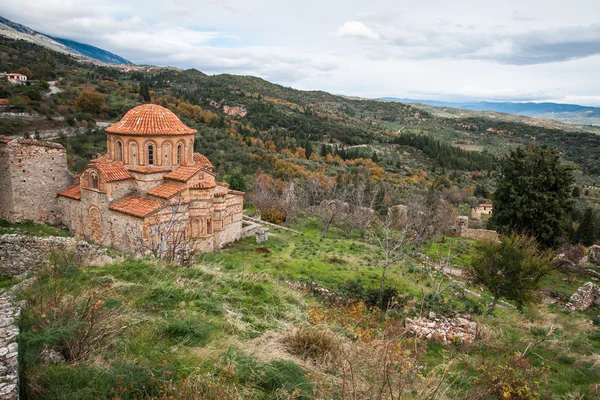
0,15,130,65
382,97,600,125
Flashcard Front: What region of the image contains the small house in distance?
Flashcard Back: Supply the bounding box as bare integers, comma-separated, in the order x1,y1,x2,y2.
471,203,493,220
5,73,27,85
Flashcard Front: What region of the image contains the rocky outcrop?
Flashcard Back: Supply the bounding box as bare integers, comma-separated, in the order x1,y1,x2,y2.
405,312,477,344
0,234,114,277
589,245,600,267
565,282,600,312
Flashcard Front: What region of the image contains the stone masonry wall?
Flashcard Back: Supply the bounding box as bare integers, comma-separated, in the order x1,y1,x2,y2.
0,145,14,222
0,295,21,399
0,234,114,277
0,139,73,224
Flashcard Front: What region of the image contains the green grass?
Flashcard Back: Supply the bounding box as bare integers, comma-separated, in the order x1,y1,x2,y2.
0,220,71,237
202,219,423,297
14,218,600,399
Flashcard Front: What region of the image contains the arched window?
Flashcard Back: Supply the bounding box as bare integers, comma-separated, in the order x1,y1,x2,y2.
163,142,172,166
89,172,99,189
129,142,138,166
115,141,123,162
206,218,213,235
147,144,154,165
177,144,183,165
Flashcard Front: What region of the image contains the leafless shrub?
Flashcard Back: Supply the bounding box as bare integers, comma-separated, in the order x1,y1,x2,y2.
282,326,342,364
129,195,196,265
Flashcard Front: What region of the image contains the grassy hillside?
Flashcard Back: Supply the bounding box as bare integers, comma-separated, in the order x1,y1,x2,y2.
7,220,600,399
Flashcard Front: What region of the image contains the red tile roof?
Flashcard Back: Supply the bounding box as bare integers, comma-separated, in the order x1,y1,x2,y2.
194,153,213,169
216,181,230,187
90,158,132,182
58,184,81,200
214,190,228,197
163,165,202,182
147,183,187,199
105,104,196,135
228,189,245,196
190,181,217,190
109,196,163,218
128,166,172,174
0,135,14,144
0,99,9,105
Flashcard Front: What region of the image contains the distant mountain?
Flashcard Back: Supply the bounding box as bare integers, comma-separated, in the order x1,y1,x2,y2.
50,37,130,65
0,15,130,65
381,97,600,126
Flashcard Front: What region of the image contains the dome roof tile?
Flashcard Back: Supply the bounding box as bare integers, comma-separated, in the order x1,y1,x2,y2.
105,104,196,135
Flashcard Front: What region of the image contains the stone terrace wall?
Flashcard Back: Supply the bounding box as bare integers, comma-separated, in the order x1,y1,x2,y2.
0,234,114,277
459,228,498,241
0,296,20,399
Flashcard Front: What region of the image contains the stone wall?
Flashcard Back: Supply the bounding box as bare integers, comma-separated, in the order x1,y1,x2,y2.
0,295,21,399
405,312,478,344
565,282,600,312
459,228,499,241
0,138,73,224
0,234,114,277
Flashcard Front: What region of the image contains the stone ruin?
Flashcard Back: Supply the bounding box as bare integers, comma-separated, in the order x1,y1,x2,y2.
255,228,269,243
405,312,477,344
0,234,114,277
589,245,600,267
565,282,600,312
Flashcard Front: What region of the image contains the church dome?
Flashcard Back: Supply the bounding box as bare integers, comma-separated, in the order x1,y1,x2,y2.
105,104,196,135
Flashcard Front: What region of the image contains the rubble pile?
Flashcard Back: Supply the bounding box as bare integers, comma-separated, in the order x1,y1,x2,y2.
405,312,477,344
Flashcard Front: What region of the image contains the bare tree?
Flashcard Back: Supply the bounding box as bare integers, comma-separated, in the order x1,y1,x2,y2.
367,192,458,308
129,195,195,265
300,176,352,236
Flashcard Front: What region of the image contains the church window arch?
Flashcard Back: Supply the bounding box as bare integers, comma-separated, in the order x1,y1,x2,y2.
176,143,184,165
206,216,213,235
115,140,123,162
89,171,99,190
147,143,155,165
129,142,138,166
163,141,172,166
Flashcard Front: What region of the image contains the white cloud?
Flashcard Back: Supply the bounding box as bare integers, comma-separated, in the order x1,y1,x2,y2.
335,21,380,40
1,0,600,106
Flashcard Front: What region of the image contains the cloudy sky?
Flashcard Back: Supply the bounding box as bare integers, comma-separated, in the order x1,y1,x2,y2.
3,0,600,105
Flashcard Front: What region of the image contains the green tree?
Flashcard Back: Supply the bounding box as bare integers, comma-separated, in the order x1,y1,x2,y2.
228,171,247,192
139,82,151,102
489,145,574,249
74,90,105,116
571,185,581,198
320,143,328,157
304,140,313,159
474,183,489,198
576,207,597,246
469,234,553,314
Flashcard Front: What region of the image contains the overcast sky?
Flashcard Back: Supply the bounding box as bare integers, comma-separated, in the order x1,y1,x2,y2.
3,0,600,105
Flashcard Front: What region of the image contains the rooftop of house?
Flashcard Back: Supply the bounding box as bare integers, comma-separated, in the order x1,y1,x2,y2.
105,104,197,136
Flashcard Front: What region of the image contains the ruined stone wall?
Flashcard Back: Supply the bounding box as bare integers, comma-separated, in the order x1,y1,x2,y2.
0,140,72,224
459,228,498,241
0,295,21,399
0,234,113,277
0,144,14,222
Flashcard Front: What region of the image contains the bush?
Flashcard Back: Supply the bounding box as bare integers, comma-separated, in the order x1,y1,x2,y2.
282,326,341,363
261,207,286,224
